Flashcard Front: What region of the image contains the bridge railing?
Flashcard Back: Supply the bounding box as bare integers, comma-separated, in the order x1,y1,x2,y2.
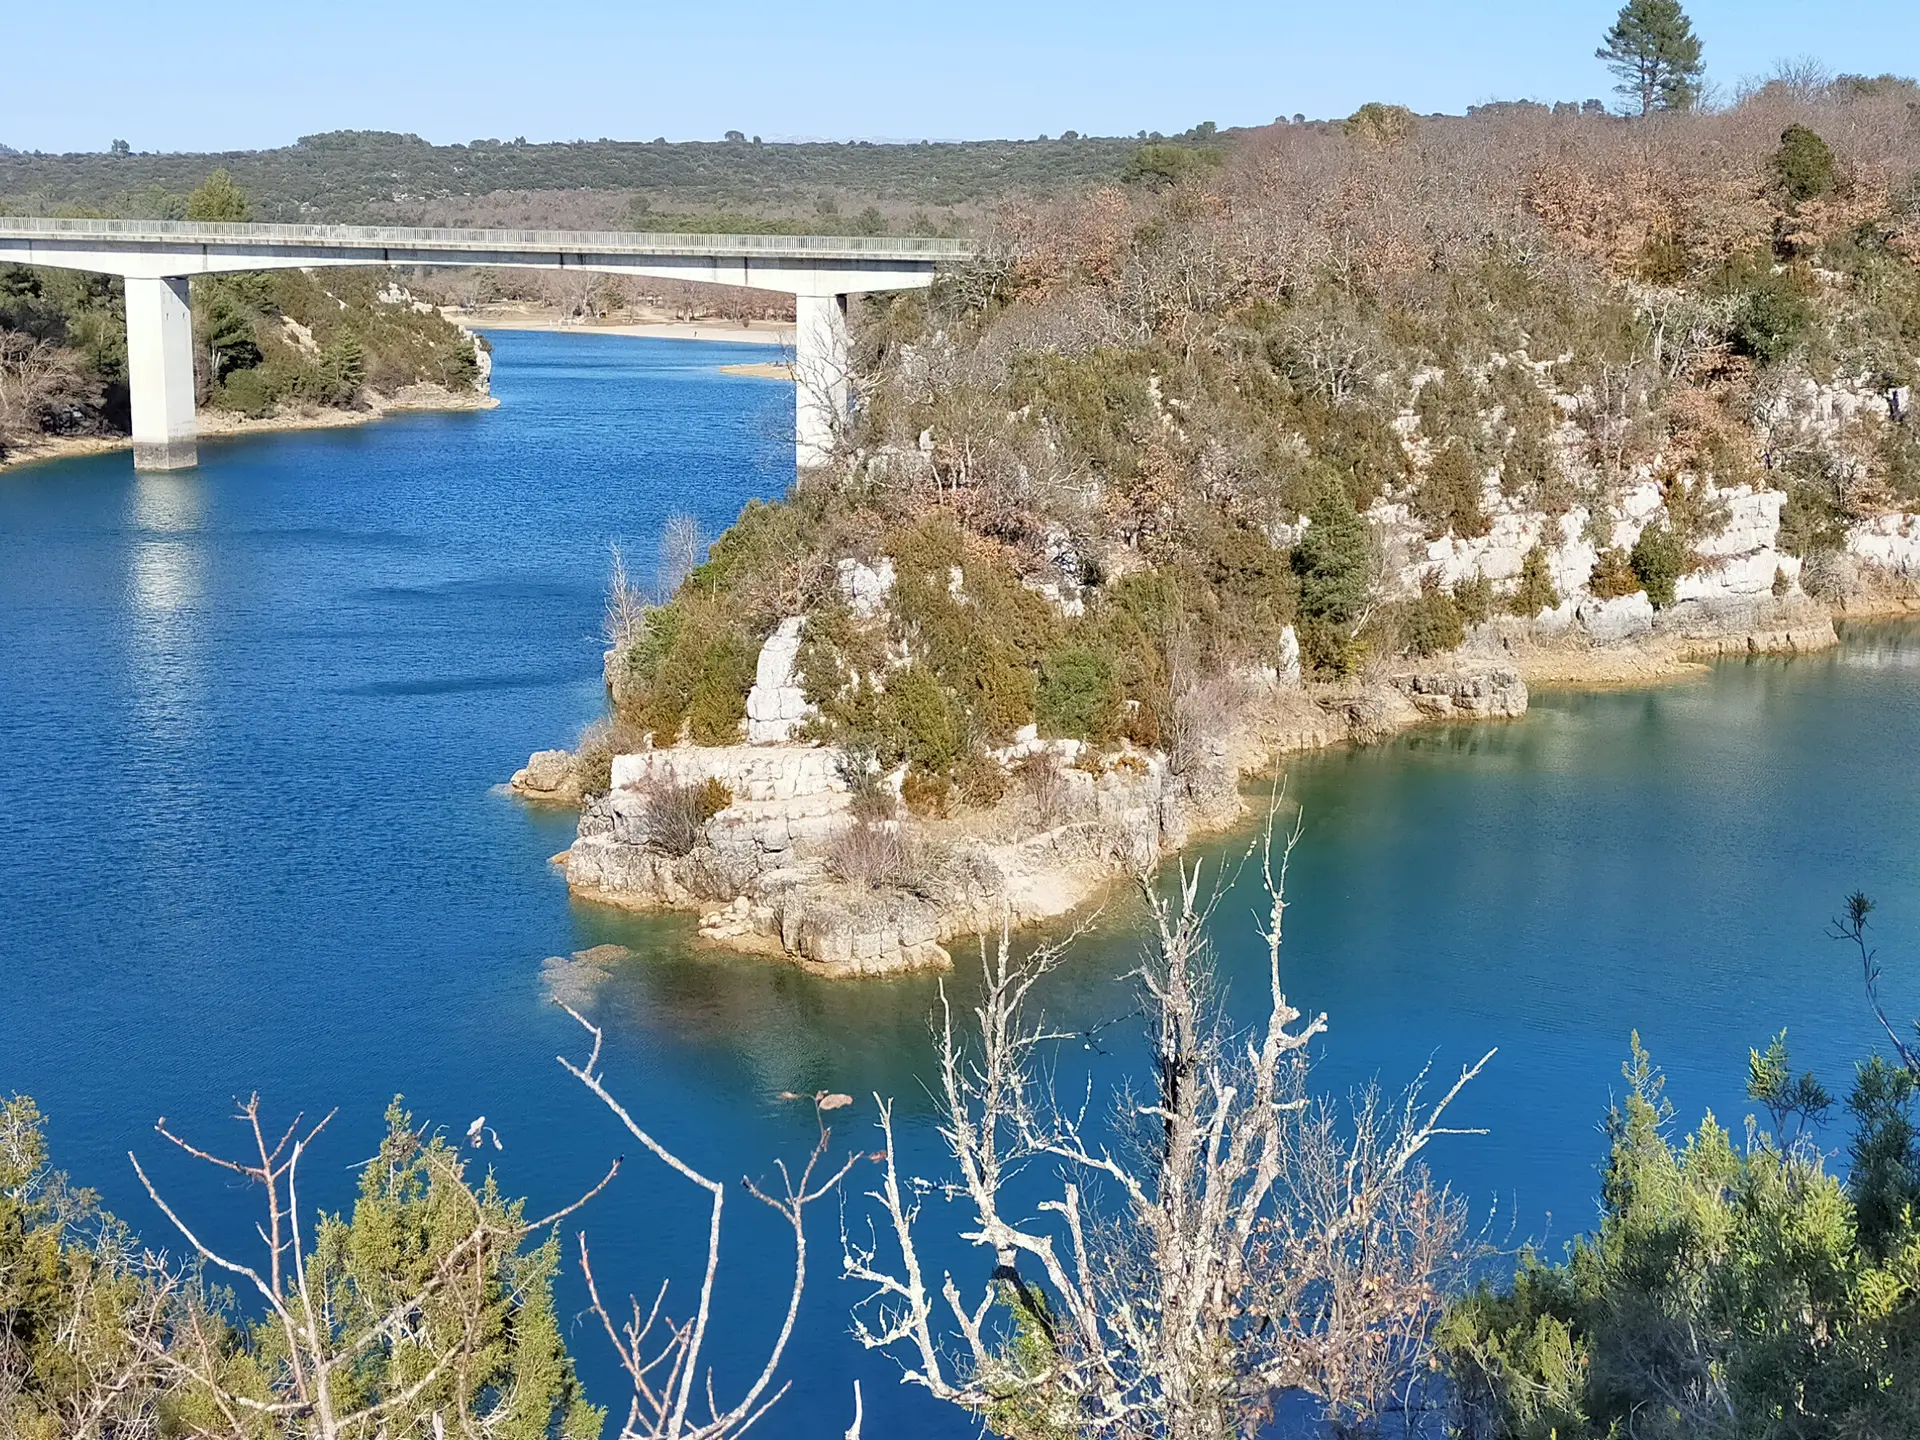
0,216,975,263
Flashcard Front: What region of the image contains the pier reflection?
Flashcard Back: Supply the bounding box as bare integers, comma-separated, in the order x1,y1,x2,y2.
127,472,207,751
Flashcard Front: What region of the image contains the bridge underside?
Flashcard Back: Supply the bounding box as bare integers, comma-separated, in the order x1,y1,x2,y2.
0,222,958,472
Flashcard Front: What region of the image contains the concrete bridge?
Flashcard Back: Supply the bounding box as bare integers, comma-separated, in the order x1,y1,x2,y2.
0,218,971,470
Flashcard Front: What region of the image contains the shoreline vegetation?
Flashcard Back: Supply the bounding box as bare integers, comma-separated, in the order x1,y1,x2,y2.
445,304,793,347
517,77,1920,983
0,382,497,472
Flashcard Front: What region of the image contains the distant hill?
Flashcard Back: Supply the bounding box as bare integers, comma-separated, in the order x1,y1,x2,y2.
0,130,1152,230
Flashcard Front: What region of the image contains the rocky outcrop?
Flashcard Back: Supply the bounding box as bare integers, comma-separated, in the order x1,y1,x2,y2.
1391,667,1528,720
745,617,815,744
564,738,1191,978
509,748,580,803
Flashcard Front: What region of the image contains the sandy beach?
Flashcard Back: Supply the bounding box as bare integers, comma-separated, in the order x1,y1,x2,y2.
445,307,793,347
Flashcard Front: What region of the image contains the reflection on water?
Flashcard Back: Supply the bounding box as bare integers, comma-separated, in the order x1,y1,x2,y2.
127,474,206,748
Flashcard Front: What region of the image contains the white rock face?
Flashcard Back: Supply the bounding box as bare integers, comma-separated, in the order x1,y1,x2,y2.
836,557,895,617
1849,513,1920,577
1576,592,1655,641
1674,487,1795,603
1277,625,1302,686
1376,501,1595,602
745,617,815,744
610,743,843,804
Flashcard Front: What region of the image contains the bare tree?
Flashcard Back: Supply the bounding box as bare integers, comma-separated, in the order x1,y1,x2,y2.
656,513,704,601
556,1004,861,1439
844,817,1491,1438
606,540,650,650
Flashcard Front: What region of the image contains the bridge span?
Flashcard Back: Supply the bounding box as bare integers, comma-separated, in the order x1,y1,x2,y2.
0,218,971,471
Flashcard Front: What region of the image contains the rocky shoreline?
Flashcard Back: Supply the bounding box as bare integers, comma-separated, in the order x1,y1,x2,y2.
511,587,1884,980
0,383,498,474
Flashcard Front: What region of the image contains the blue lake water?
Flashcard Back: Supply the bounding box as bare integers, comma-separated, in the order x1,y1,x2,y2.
4,328,1920,1436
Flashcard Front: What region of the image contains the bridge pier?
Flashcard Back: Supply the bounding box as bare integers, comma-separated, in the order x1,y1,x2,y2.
124,276,198,472
2,220,967,475
793,292,850,469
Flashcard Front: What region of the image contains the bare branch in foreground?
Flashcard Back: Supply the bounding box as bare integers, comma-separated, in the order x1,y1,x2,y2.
846,814,1493,1438
558,1002,859,1439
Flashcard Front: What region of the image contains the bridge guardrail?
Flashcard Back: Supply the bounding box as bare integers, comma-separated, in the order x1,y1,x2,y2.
0,216,976,263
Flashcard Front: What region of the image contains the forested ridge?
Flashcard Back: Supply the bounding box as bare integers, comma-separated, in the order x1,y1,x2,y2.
0,128,1154,230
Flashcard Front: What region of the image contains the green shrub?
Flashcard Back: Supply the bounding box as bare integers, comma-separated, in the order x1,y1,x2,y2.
1036,646,1124,742
215,366,278,418
1400,579,1465,657
1007,348,1158,480
622,600,758,745
1300,616,1363,679
1294,490,1373,625
687,642,755,743
1120,142,1224,188
1453,571,1495,625
963,644,1039,741
1629,522,1687,608
1413,439,1489,539
1588,546,1641,599
1731,280,1816,365
1343,103,1417,145
1774,124,1837,204
1509,543,1560,616
875,664,964,773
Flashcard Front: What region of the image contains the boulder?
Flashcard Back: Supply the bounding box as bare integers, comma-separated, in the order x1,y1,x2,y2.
510,748,578,801
1576,592,1654,642
1277,624,1302,686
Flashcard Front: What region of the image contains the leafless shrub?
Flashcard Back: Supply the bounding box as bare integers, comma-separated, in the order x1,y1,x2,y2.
643,775,733,857
557,1007,860,1439
1801,547,1858,601
1014,748,1070,829
0,331,92,450
605,541,650,650
822,819,947,898
844,815,1490,1438
835,745,897,822
1165,671,1246,781
657,512,705,601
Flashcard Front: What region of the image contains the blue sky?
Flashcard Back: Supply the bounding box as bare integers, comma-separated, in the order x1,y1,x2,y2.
5,1,1917,154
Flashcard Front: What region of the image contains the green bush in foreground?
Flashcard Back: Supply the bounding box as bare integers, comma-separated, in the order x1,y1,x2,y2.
1443,893,1920,1440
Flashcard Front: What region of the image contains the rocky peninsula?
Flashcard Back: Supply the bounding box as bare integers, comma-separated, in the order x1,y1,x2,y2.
515,481,1879,978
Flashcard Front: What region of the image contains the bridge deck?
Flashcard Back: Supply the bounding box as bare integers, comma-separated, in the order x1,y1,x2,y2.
0,217,973,264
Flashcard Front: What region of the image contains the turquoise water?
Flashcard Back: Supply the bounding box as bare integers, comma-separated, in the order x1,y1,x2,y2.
4,329,1919,1436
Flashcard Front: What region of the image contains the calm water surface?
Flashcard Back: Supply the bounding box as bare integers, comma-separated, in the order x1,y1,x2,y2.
4,329,1920,1436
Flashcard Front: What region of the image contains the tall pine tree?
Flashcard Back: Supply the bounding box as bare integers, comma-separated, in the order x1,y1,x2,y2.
1597,0,1705,114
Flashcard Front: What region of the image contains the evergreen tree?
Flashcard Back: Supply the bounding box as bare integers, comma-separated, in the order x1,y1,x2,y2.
182,167,252,222
1293,488,1373,626
1597,0,1706,115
